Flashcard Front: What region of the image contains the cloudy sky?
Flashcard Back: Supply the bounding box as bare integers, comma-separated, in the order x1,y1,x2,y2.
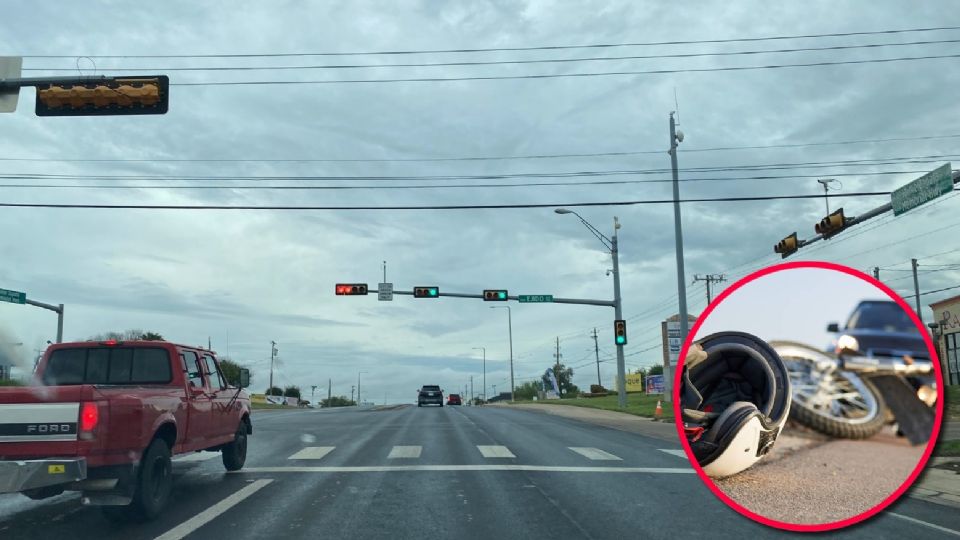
0,1,957,402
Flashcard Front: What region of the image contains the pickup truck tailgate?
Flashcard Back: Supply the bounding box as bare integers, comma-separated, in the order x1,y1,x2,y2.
0,385,97,458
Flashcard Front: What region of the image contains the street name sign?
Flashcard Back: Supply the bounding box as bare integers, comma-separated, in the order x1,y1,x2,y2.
891,163,953,216
0,288,26,304
378,282,393,301
518,295,553,303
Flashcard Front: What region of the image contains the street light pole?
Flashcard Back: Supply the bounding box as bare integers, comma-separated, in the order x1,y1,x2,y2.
668,112,689,397
473,347,486,402
554,208,627,408
490,306,514,402
357,370,368,405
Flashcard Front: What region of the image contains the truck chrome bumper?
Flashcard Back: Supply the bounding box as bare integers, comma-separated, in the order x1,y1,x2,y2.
0,458,87,494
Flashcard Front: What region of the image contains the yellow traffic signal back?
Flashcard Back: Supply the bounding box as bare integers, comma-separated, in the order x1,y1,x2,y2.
35,76,169,116
815,208,847,237
774,232,799,259
614,320,627,345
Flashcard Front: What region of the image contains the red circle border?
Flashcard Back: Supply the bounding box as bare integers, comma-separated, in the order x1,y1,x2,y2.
670,260,946,532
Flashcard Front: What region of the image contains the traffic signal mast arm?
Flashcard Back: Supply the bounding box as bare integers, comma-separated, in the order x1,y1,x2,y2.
389,289,616,307
776,169,959,257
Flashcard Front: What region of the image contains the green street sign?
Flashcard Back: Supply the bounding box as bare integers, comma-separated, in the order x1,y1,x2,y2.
0,288,25,304
891,163,953,216
518,295,554,303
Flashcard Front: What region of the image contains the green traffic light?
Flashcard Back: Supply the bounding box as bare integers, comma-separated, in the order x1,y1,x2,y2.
497,291,506,299
430,288,438,296
616,336,625,345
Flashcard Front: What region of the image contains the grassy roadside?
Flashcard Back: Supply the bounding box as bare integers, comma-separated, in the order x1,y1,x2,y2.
947,386,960,422
251,402,291,410
514,393,674,421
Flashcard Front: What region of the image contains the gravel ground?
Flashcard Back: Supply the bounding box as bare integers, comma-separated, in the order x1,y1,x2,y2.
715,425,925,525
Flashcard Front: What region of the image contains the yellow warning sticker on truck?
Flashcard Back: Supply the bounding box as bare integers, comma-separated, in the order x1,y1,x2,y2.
47,465,65,474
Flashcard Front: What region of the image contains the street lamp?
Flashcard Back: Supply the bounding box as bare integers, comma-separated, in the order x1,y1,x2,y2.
489,305,514,402
668,111,689,398
555,208,628,409
357,370,368,406
473,347,486,403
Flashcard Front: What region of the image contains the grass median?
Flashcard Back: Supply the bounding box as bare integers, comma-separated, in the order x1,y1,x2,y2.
251,402,291,410
514,393,673,421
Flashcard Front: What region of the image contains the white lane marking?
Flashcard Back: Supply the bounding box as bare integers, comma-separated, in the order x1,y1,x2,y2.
153,479,273,540
174,452,220,462
288,446,335,460
888,512,960,537
477,445,516,458
388,446,422,459
234,465,694,473
568,447,622,461
659,449,688,459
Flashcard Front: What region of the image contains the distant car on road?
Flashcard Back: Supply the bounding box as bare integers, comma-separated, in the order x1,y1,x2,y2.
447,393,462,406
0,340,252,521
418,385,443,407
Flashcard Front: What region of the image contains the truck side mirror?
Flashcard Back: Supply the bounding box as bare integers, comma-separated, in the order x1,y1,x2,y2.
238,368,251,389
826,322,840,333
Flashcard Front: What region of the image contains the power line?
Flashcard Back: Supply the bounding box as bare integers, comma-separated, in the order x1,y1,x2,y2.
0,136,956,164
23,38,960,72
167,54,960,86
0,190,900,211
22,25,960,58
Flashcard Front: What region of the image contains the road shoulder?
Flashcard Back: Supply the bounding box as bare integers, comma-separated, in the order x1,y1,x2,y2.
491,402,680,443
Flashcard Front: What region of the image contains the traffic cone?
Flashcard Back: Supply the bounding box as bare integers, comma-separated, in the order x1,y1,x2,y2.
654,400,663,419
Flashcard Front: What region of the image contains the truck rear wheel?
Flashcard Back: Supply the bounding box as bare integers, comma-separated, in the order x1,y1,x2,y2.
221,422,248,471
130,438,173,520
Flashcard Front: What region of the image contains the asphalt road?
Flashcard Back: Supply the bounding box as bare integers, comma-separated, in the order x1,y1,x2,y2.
0,405,958,539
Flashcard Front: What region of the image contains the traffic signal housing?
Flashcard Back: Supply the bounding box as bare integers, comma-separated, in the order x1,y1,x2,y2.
335,283,368,295
774,232,799,259
483,289,508,301
413,286,440,298
35,76,169,116
614,320,627,345
815,208,847,237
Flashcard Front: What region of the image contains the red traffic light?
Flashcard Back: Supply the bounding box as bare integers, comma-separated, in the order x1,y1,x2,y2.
335,283,368,295
483,289,508,301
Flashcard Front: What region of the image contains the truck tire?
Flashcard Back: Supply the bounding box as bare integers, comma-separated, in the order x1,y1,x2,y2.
132,438,173,520
221,422,248,471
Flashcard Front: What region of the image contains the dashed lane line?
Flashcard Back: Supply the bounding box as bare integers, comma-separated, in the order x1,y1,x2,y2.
387,446,423,459
288,446,335,460
568,447,622,461
477,445,516,458
153,479,273,540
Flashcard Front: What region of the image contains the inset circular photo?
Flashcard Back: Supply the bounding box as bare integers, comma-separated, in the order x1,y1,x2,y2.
672,261,943,531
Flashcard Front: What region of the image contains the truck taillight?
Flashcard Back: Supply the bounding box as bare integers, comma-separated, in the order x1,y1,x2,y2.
80,402,99,432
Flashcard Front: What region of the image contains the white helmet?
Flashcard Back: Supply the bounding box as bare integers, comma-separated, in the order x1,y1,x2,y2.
680,332,791,478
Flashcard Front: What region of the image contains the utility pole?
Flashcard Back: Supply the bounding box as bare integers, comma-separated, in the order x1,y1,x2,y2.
554,336,563,398
668,112,690,385
692,274,726,305
912,258,924,323
208,336,211,350
269,341,277,395
591,328,602,388
873,267,880,280
327,378,332,407
470,375,474,404
311,385,317,402
351,385,355,403
492,384,497,397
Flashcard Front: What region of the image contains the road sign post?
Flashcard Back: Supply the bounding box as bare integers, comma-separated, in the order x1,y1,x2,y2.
0,57,22,113
891,163,953,216
517,295,554,303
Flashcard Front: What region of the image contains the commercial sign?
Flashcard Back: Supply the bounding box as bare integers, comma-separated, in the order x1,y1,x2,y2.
646,374,664,394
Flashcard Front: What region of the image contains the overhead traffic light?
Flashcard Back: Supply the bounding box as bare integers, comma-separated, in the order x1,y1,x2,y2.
774,232,799,259
335,283,368,295
35,76,169,116
614,320,627,345
815,208,847,237
413,286,440,298
483,289,508,301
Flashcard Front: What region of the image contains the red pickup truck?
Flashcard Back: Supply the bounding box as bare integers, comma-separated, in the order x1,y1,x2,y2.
0,340,252,520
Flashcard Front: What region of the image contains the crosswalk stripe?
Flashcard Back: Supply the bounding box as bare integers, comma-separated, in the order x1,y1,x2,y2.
659,449,688,459
477,445,516,458
388,446,422,459
568,447,622,461
288,446,335,460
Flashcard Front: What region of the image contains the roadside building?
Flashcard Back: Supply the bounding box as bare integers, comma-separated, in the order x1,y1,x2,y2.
930,294,960,385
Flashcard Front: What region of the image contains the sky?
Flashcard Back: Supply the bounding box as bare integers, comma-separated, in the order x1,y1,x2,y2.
693,267,890,348
0,1,958,403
